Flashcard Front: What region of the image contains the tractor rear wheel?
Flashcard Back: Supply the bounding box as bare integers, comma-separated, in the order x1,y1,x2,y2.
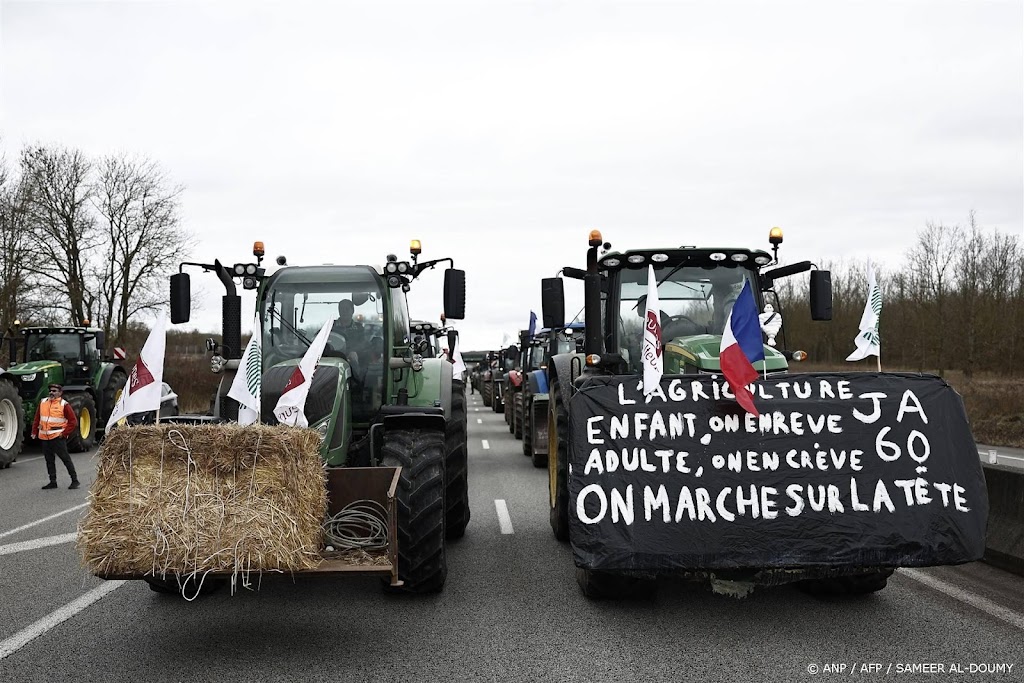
481,382,492,407
444,381,470,540
381,428,447,593
67,393,97,453
548,376,570,542
0,380,25,468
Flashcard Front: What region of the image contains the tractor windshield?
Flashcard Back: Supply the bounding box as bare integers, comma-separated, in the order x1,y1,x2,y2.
615,264,759,372
260,266,387,422
24,332,81,363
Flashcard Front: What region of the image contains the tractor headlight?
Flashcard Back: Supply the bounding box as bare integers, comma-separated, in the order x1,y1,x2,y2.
313,421,329,440
21,373,36,382
385,262,398,274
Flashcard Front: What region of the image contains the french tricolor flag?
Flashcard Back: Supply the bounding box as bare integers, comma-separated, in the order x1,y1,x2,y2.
719,281,765,416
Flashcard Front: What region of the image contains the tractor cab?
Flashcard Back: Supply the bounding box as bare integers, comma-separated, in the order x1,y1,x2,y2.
259,266,388,426
13,327,105,397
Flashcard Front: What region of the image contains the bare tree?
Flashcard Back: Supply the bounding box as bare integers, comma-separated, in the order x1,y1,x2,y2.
907,221,963,375
93,154,192,341
0,157,35,362
19,145,99,325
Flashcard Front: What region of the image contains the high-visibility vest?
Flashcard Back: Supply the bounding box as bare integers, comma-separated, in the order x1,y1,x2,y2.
38,398,69,440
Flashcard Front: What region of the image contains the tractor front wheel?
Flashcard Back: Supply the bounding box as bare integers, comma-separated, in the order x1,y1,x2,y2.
381,428,447,593
444,381,470,540
548,376,570,542
67,393,97,453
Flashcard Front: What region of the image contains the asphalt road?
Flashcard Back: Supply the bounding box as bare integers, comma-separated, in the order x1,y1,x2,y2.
0,395,1021,682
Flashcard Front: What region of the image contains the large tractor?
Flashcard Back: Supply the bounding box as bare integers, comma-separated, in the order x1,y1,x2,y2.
541,229,987,598
149,241,469,593
0,325,127,466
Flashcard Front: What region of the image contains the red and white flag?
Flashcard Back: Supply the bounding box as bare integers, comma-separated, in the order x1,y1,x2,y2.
273,317,334,427
108,313,167,425
641,265,663,396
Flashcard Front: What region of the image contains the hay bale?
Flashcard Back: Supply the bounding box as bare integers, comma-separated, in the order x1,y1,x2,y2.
78,424,327,578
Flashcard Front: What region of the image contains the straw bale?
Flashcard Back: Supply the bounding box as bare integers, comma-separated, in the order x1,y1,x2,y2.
78,424,327,578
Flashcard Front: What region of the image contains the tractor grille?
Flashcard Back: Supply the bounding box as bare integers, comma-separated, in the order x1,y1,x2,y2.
260,365,339,426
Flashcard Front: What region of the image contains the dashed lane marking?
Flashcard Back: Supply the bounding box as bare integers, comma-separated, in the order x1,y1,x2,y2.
476,419,482,424
0,532,78,556
482,440,490,450
0,580,126,659
495,499,514,534
0,503,89,540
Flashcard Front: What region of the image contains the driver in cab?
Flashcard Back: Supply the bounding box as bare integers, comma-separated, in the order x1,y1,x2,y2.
329,299,367,374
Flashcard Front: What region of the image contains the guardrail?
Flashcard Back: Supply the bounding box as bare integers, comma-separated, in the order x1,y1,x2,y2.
981,460,1024,576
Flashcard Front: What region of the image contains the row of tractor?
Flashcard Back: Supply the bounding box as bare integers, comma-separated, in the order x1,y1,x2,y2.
51,228,985,601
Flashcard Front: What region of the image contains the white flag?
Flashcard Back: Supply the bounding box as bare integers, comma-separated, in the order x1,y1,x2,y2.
846,263,882,362
641,265,663,396
228,312,262,425
273,317,334,427
108,313,168,425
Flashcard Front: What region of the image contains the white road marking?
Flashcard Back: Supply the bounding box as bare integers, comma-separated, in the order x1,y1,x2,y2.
0,532,78,556
494,499,514,534
17,455,43,463
900,568,1024,631
476,418,482,424
0,580,126,659
482,440,490,450
0,503,89,540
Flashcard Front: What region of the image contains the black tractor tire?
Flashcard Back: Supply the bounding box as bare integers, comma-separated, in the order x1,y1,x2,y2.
146,575,226,597
0,380,25,468
522,398,533,457
576,568,657,600
548,376,570,542
513,393,523,439
492,385,504,414
67,393,97,453
529,400,548,468
797,570,894,596
481,383,492,407
101,367,128,425
381,428,447,593
444,382,470,540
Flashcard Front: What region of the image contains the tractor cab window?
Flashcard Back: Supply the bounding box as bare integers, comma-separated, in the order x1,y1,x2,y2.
614,264,757,373
261,266,387,423
24,333,80,363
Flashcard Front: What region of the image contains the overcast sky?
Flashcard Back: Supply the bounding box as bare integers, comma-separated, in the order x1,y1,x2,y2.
2,0,1021,350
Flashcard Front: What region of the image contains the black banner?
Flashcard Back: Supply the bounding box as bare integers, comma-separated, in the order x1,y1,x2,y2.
568,373,988,572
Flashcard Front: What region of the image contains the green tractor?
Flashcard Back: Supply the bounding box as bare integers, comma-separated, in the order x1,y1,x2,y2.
540,228,987,598
159,239,468,593
0,325,127,466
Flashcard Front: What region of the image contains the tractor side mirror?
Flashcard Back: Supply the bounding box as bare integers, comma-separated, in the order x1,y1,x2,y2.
95,331,105,352
443,269,466,320
541,278,564,328
170,273,191,324
810,270,833,321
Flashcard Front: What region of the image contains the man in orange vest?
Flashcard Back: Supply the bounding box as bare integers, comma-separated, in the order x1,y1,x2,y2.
31,384,80,490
